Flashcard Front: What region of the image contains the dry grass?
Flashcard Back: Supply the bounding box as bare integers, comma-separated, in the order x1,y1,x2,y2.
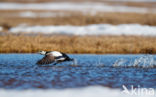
0,35,156,54
0,11,156,30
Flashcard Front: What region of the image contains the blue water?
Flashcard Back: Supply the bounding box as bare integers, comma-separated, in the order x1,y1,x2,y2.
0,54,156,89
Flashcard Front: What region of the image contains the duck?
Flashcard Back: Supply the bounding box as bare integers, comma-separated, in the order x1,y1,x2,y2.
37,51,75,65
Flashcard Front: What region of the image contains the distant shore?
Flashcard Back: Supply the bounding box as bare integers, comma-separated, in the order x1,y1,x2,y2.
0,34,156,54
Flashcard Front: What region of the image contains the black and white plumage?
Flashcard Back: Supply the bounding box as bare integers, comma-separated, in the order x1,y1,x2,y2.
37,51,74,65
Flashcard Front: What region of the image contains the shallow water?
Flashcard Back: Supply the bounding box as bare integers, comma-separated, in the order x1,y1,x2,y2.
0,54,156,89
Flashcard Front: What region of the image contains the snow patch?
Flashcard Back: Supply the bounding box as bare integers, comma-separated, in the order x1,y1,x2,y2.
19,11,69,18
0,2,155,13
0,86,155,97
0,26,3,31
9,24,156,36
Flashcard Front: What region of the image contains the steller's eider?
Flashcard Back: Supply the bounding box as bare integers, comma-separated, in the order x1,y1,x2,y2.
37,51,75,65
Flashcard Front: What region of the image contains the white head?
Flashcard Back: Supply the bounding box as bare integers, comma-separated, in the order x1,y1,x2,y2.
38,51,46,55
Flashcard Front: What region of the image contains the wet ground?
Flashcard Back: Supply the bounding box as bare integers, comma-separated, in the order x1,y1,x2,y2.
0,54,156,89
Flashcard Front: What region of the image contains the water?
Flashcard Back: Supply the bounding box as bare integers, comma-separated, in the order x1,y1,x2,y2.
0,54,156,89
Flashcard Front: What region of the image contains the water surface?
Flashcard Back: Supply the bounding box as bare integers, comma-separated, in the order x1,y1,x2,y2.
0,54,156,89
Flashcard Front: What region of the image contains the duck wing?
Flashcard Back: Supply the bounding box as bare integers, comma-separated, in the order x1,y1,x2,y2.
61,52,71,61
37,54,55,65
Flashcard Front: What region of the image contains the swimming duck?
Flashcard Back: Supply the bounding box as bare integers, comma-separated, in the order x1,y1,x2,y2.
37,51,74,65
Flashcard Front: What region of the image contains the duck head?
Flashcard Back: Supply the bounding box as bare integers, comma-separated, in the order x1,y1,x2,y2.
38,51,46,55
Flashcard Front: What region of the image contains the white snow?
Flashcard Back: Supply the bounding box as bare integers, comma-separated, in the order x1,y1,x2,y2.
0,26,3,31
19,11,69,18
0,86,155,97
9,24,156,36
0,2,155,13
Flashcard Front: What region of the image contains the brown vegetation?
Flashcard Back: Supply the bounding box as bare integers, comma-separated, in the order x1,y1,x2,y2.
0,11,156,30
0,35,156,54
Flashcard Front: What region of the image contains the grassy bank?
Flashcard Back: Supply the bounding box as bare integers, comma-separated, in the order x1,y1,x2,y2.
0,35,156,54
